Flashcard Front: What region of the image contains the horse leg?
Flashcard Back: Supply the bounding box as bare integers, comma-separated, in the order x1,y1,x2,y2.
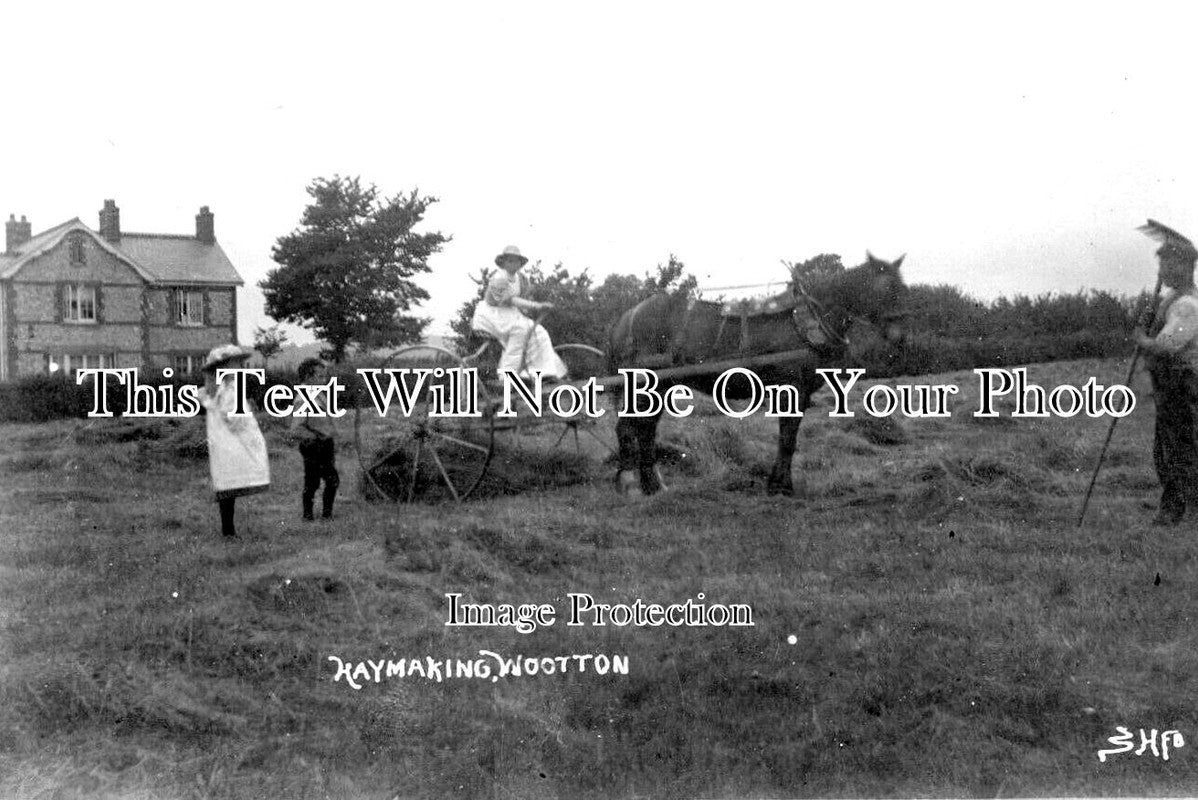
767,415,803,496
636,413,667,495
614,416,644,498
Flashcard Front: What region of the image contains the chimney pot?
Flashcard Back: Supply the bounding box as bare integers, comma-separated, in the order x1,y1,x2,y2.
6,213,31,253
195,205,215,244
99,199,121,243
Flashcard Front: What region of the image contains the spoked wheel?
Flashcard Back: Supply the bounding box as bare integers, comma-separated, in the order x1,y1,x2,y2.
544,343,614,457
355,345,496,503
477,341,614,462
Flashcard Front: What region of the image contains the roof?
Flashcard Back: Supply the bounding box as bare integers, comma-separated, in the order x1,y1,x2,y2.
0,219,243,285
117,233,243,285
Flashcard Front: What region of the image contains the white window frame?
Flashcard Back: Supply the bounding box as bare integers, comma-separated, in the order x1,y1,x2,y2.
173,354,202,375
63,284,97,323
51,352,114,378
175,289,204,327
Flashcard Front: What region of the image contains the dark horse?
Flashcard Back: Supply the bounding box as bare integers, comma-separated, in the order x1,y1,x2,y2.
608,253,908,497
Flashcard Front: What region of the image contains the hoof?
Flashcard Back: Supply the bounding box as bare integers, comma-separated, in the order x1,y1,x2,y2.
617,470,644,498
766,477,795,496
638,466,668,495
1152,510,1184,527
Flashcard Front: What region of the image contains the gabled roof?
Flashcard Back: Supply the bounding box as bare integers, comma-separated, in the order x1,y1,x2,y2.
0,219,156,282
0,219,243,285
118,233,243,285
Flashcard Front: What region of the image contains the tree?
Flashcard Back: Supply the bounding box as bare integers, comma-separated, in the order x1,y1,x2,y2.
252,324,289,372
788,253,844,282
261,175,449,363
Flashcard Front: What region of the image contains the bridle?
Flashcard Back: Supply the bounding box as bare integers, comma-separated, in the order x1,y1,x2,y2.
790,278,850,349
790,277,907,349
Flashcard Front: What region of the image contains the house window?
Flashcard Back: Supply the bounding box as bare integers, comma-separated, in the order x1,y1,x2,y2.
68,234,86,266
49,352,115,378
63,284,97,323
173,354,203,375
175,289,204,326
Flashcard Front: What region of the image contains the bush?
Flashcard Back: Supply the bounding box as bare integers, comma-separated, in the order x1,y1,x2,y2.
858,331,1133,379
0,367,369,423
0,375,104,422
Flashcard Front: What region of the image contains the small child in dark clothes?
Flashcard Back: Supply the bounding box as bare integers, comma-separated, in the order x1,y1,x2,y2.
294,357,340,521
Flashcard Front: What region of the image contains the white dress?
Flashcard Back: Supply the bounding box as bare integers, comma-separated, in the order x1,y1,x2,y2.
201,377,271,500
471,270,568,379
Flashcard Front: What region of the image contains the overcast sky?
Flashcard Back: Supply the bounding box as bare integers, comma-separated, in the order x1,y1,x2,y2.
3,2,1196,343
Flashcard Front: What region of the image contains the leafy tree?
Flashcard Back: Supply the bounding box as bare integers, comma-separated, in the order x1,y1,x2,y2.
261,176,449,363
251,324,289,372
788,253,844,282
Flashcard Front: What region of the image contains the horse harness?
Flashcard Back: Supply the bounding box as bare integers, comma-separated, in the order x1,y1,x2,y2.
680,281,851,359
790,279,850,351
640,276,901,366
791,277,907,351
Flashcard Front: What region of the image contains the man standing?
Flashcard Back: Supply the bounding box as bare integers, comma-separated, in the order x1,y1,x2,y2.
1135,221,1198,525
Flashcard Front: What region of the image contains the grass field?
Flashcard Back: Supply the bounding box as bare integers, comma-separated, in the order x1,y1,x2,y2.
1,357,1196,798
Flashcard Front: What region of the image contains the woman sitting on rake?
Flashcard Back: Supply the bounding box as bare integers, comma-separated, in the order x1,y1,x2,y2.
471,245,568,381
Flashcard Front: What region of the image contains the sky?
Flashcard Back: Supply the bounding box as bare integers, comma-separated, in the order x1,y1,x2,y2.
2,1,1196,344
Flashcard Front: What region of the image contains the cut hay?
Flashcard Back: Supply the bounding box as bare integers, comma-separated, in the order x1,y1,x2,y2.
73,417,210,461
953,396,1018,425
73,418,178,445
362,436,593,504
15,660,245,738
842,414,908,446
246,572,348,615
896,454,1064,521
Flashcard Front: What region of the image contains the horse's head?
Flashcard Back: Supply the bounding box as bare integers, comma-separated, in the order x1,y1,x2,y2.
860,251,909,346
791,252,908,348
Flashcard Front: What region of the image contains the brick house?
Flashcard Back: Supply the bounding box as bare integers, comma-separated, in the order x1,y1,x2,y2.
0,199,243,380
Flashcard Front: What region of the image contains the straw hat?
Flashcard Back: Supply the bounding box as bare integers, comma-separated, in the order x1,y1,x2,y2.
494,245,529,267
202,344,250,371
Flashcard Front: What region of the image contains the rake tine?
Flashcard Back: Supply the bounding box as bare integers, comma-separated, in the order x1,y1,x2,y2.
406,440,424,504
427,445,461,502
552,425,571,449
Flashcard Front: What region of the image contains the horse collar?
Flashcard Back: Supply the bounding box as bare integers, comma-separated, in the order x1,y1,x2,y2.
792,280,850,349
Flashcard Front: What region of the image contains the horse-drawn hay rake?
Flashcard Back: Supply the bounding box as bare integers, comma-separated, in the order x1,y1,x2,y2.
354,340,611,503
353,340,837,503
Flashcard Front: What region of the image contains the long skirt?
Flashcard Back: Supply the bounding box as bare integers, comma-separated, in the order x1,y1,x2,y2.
471,304,568,379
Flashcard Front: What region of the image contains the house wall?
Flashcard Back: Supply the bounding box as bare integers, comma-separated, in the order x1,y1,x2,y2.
0,282,7,381
8,236,143,376
144,286,237,373
4,234,238,379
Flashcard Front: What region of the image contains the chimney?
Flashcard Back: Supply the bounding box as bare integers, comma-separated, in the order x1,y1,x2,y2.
6,214,31,253
195,205,215,243
99,199,120,243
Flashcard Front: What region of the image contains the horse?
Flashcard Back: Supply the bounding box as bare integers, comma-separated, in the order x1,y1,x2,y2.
607,252,908,497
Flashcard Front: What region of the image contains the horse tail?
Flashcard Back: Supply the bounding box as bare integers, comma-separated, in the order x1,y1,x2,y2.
607,297,647,373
